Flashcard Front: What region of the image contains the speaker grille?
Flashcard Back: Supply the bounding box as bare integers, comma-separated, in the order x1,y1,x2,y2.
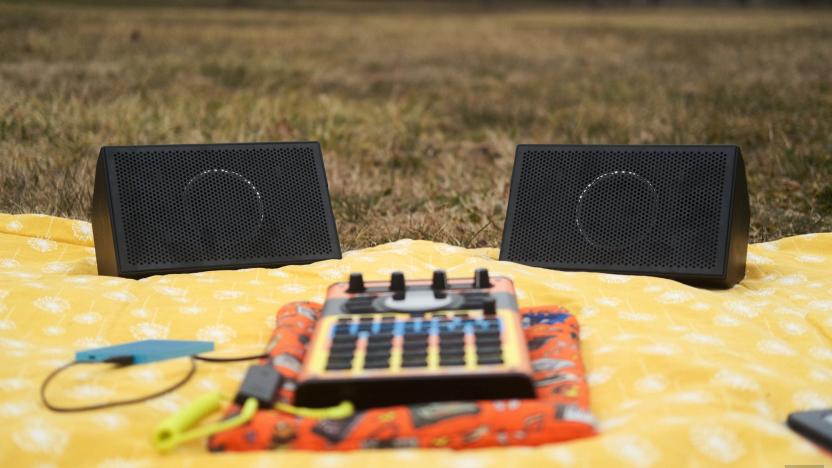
503,146,733,274
109,143,338,270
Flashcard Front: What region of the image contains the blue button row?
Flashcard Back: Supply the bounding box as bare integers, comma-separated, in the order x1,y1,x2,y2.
332,318,501,336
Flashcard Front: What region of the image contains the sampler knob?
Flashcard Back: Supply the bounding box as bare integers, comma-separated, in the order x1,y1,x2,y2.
390,271,406,292
474,268,491,289
347,273,366,293
431,270,448,290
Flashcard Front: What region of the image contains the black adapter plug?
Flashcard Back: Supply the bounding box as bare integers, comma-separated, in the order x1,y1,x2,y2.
234,364,283,408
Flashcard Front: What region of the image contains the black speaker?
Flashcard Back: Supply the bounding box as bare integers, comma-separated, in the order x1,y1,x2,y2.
500,145,749,288
92,142,341,278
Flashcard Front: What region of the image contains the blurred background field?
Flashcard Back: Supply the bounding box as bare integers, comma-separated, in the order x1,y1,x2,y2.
1,1,830,249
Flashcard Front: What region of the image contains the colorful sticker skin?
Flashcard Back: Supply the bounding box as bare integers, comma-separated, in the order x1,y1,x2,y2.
208,303,596,452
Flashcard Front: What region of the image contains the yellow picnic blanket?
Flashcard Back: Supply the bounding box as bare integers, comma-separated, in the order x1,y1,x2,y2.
0,213,830,467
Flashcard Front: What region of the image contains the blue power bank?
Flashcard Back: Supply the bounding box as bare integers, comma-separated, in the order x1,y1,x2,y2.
75,340,214,365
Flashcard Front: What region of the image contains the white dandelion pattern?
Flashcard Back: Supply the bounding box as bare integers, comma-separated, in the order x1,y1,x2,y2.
656,290,692,304
746,252,773,265
808,300,832,311
777,274,807,286
233,304,254,314
63,276,93,284
68,384,114,400
12,419,69,455
0,258,20,268
214,290,243,300
667,391,713,404
147,395,184,413
543,446,575,465
795,254,825,263
153,286,187,297
580,306,599,317
599,273,631,284
128,366,163,383
278,284,308,294
713,314,741,327
103,291,136,302
725,300,763,317
810,368,832,382
73,312,102,325
746,287,775,297
178,305,204,315
682,332,723,346
711,370,760,392
618,311,655,321
757,339,797,356
0,337,31,350
42,262,71,273
129,322,169,340
91,413,128,430
596,297,620,307
27,238,57,253
779,320,807,335
130,308,151,318
0,400,35,417
71,221,93,241
196,324,237,344
42,326,65,336
793,390,830,409
603,434,661,467
752,399,773,416
98,458,152,468
637,343,679,355
73,337,110,349
587,367,616,386
33,296,70,314
809,347,832,361
690,424,745,463
0,377,32,391
634,374,667,393
5,219,23,232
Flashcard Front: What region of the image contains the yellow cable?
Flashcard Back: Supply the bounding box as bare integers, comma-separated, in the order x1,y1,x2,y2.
274,400,354,419
153,393,257,453
153,393,354,453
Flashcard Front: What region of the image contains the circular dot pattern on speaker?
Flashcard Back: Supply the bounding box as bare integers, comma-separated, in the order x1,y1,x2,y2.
575,171,658,250
112,144,337,268
504,147,731,273
184,169,264,247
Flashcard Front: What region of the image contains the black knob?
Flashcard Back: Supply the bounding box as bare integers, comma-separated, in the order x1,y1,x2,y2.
390,271,405,292
347,273,365,293
431,270,448,290
483,297,496,316
474,268,491,288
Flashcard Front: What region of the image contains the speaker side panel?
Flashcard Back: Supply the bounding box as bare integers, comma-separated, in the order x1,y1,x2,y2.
499,146,527,262
311,141,342,262
91,150,120,277
724,147,750,287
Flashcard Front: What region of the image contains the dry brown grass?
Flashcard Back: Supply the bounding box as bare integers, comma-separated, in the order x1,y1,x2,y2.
1,2,831,249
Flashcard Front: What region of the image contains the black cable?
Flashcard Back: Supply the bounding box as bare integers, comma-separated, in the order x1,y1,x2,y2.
41,357,197,413
193,352,269,362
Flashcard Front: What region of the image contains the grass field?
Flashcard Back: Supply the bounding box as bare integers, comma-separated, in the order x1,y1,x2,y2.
1,2,831,249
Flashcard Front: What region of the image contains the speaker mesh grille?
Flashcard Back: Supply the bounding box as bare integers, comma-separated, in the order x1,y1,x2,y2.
503,147,731,274
110,143,337,269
